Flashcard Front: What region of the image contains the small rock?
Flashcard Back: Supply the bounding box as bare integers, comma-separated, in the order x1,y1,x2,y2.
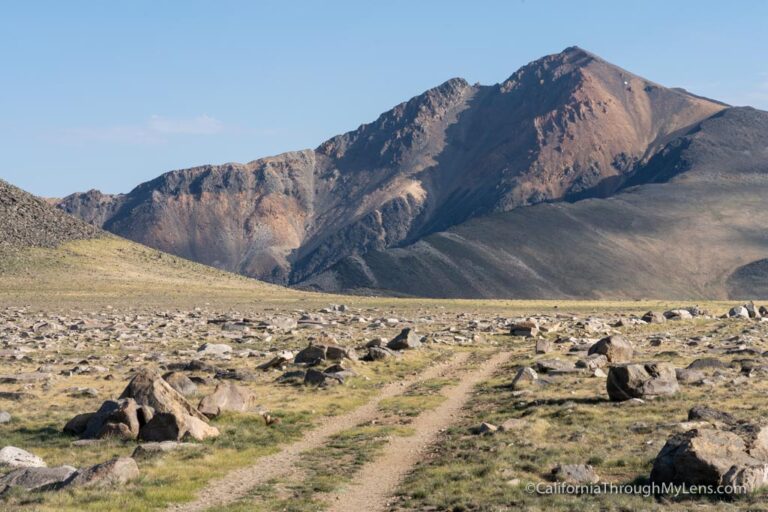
471,422,498,435
511,367,538,390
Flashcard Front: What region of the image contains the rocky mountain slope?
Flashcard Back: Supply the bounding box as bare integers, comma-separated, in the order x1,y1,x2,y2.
308,107,768,298
0,179,99,251
57,47,728,290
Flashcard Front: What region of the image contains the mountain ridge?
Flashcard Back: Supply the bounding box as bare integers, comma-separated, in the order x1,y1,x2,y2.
56,46,742,296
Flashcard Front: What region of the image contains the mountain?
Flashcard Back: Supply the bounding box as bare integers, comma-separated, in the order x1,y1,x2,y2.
57,47,729,293
306,107,768,298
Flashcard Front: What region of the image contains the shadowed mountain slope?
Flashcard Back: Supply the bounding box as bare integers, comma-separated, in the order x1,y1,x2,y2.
306,107,768,299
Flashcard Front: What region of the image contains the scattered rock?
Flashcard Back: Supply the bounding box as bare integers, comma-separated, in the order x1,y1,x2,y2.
198,382,259,418
0,466,77,493
304,368,344,386
162,372,198,397
651,428,768,493
387,328,422,350
535,359,577,374
470,422,498,435
551,464,599,484
535,338,552,354
0,446,46,469
196,343,233,357
511,367,538,390
61,457,139,488
510,320,539,337
642,311,666,324
294,343,329,364
588,335,634,363
607,362,679,401
688,405,737,425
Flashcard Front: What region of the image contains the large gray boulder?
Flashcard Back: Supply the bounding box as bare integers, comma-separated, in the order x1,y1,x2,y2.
588,335,634,363
60,457,139,489
0,466,77,493
120,369,210,423
651,428,768,493
387,328,422,350
63,369,221,442
606,362,679,401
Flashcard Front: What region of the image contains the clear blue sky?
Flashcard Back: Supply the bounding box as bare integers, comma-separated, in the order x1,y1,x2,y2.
2,0,767,197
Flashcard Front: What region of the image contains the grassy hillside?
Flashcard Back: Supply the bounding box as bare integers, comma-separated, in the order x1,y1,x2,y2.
0,236,303,308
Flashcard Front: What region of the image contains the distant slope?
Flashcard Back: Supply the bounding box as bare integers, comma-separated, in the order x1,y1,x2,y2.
57,47,725,285
305,107,768,299
0,179,99,250
0,179,296,306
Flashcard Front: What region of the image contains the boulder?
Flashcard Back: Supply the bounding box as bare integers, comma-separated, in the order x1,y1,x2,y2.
163,372,198,397
120,369,209,422
535,359,577,374
139,412,219,442
294,343,328,364
687,357,729,371
196,343,232,357
651,428,768,492
0,446,46,469
276,370,307,384
510,320,539,337
588,335,634,363
387,328,422,350
606,362,679,401
675,368,706,384
265,316,297,332
729,306,750,319
61,457,139,488
511,367,538,390
470,422,498,435
535,339,552,354
304,369,343,386
98,398,140,440
688,405,736,426
0,466,77,493
0,411,10,423
664,309,693,320
198,382,258,418
641,311,666,324
120,369,218,441
745,301,760,318
326,344,355,361
82,400,120,438
576,354,608,371
257,351,293,371
63,412,95,436
363,346,397,361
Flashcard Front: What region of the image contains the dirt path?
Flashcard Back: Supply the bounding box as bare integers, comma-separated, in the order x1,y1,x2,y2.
324,351,511,512
169,351,471,512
